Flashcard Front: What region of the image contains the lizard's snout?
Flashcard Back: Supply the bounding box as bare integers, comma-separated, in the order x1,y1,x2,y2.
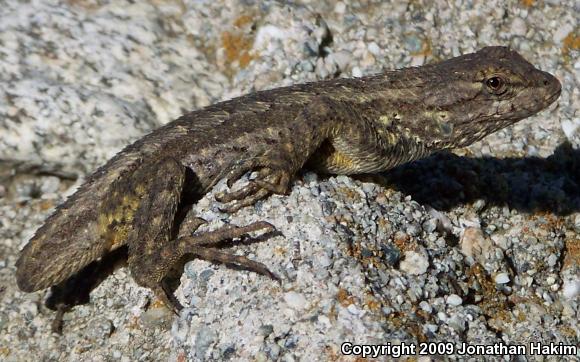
540,70,561,103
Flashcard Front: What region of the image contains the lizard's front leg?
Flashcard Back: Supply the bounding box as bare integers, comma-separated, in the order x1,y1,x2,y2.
126,157,276,311
215,96,342,212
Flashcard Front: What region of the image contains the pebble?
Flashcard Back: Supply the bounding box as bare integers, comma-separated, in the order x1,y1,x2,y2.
510,18,527,36
419,301,432,314
258,324,274,337
399,250,429,275
347,304,360,315
495,273,510,284
461,226,492,260
573,214,580,233
334,2,346,14
330,51,351,71
84,319,114,342
367,42,381,56
547,254,558,267
40,176,61,195
446,294,463,307
403,34,423,53
283,292,308,310
351,66,362,77
562,278,579,299
437,312,448,322
553,23,574,43
561,118,579,141
447,315,467,333
380,242,401,267
422,218,438,233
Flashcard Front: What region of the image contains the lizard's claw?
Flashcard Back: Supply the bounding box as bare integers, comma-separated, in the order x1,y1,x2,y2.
154,281,184,315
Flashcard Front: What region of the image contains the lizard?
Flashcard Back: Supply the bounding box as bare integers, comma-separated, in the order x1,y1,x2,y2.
15,46,561,325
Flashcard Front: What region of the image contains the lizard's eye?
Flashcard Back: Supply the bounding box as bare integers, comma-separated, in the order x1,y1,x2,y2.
484,76,507,95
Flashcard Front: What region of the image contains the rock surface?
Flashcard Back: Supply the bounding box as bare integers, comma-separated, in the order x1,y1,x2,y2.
0,0,578,361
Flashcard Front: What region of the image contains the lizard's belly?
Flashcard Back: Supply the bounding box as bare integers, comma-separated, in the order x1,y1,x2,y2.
311,136,432,175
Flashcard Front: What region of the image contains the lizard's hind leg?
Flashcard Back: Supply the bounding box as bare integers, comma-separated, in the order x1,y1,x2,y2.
136,220,277,312
126,157,277,312
125,157,189,311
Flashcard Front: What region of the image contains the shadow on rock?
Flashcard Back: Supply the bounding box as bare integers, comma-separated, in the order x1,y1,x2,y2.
378,142,579,216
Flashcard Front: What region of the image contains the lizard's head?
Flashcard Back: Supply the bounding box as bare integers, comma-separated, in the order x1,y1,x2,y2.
416,46,561,148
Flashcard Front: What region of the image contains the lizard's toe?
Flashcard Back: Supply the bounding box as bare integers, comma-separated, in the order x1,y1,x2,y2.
216,169,291,212
218,188,270,213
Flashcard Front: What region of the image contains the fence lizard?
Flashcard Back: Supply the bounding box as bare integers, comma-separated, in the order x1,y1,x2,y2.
15,46,561,326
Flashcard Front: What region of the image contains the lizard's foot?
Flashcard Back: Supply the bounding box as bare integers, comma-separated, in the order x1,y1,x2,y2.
216,168,291,213
185,221,280,284
132,221,278,313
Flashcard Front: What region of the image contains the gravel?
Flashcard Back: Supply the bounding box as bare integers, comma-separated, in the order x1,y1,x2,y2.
0,0,578,361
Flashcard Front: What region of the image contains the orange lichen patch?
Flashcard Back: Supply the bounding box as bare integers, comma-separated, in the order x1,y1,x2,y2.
39,199,54,211
563,237,579,269
364,294,382,311
534,212,565,230
520,0,534,7
562,31,580,57
515,310,527,322
467,263,510,321
176,351,187,362
392,231,413,251
238,52,254,69
221,14,258,70
386,311,427,343
414,305,431,321
336,288,356,307
125,315,141,330
323,346,340,361
233,14,254,28
221,31,255,69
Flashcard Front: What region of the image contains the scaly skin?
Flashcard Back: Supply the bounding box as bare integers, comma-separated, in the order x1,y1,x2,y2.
15,46,561,323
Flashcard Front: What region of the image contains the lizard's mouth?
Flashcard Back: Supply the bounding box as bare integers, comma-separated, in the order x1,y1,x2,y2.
546,88,561,104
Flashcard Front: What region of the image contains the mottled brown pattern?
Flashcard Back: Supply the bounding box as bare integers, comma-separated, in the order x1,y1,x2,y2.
15,47,561,325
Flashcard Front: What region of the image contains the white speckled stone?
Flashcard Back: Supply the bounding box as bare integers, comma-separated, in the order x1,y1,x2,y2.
446,294,463,307
283,291,308,310
400,250,429,275
495,273,510,284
